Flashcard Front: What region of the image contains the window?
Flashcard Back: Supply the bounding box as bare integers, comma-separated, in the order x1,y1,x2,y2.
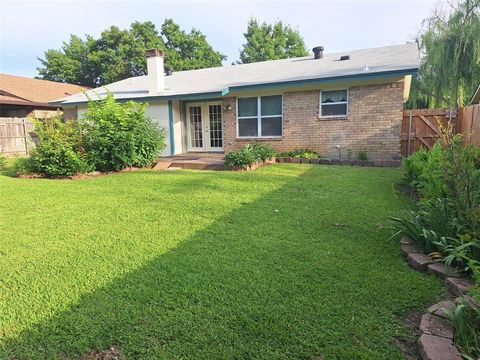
237,95,282,137
320,89,348,117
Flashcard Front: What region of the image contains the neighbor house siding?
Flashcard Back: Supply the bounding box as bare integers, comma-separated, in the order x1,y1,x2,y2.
223,81,404,160
62,107,78,120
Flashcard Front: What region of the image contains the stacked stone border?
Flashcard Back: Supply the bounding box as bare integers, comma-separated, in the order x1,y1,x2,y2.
276,157,401,167
400,235,475,360
228,158,277,171
227,157,401,171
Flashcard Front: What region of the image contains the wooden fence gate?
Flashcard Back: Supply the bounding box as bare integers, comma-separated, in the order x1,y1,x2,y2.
401,108,456,157
0,118,36,155
401,105,480,157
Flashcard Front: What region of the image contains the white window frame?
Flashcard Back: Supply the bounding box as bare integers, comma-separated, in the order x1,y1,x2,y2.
319,89,349,118
236,94,283,138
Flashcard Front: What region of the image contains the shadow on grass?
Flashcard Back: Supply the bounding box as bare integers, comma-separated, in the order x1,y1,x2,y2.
1,166,443,359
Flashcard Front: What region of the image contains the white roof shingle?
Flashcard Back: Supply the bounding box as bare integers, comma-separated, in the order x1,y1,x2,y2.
56,43,419,105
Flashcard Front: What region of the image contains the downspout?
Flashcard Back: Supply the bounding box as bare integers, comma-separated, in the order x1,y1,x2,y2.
168,100,175,156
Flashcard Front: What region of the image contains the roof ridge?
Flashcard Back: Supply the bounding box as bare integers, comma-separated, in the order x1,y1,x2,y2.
0,73,90,88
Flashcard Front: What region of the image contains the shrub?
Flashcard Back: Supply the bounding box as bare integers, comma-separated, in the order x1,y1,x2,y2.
0,155,6,171
394,122,480,277
251,143,276,161
224,144,258,169
279,148,321,159
390,210,440,252
14,156,39,176
81,94,167,172
30,116,91,177
393,126,480,358
357,150,368,161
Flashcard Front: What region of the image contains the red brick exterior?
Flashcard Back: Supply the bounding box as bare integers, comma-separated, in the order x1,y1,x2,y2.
222,81,404,160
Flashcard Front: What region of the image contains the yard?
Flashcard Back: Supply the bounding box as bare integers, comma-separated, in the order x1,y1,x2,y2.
0,164,445,359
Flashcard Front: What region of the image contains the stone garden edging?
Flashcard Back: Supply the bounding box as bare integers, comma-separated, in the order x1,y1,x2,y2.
276,157,401,167
400,235,475,360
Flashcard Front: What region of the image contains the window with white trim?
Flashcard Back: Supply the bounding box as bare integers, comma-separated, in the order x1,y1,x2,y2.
320,89,348,117
237,95,282,137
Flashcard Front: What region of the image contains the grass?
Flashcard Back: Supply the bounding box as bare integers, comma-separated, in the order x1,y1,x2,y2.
0,164,445,359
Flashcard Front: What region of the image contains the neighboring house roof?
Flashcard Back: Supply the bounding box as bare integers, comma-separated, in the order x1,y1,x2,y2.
471,84,480,104
56,43,419,106
0,73,88,107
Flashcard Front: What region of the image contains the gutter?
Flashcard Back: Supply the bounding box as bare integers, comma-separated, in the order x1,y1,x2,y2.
54,67,419,106
221,68,419,95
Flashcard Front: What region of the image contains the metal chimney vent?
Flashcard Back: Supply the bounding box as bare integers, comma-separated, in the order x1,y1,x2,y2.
312,46,324,59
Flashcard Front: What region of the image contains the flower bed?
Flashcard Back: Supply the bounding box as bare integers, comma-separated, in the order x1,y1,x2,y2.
276,157,400,167
400,235,475,360
391,123,480,359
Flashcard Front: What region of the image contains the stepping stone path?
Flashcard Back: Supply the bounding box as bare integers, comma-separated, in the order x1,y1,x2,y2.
398,235,475,360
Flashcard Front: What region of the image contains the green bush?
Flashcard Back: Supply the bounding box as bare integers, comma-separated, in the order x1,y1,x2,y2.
357,150,368,161
279,148,321,159
30,116,91,177
0,155,6,171
224,144,258,169
16,94,167,177
81,94,166,172
14,156,39,176
393,125,480,359
251,143,276,161
393,123,480,277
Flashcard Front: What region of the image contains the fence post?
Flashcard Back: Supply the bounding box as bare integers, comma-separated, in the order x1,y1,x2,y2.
22,118,28,155
407,110,413,156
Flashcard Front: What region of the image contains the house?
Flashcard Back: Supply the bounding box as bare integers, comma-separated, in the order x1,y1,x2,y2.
0,73,87,118
54,44,419,160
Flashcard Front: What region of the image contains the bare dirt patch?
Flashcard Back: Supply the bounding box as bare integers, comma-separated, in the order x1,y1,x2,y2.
395,310,423,360
80,346,125,360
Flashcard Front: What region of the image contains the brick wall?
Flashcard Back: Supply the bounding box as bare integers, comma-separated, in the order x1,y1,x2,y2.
223,81,404,160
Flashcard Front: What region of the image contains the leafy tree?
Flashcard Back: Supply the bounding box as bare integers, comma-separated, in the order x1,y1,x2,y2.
37,20,225,87
239,18,308,63
161,19,225,71
408,0,480,108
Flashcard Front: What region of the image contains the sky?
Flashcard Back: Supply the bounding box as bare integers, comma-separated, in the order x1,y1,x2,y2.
0,0,441,78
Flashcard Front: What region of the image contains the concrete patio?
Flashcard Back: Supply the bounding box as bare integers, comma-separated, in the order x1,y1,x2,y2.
153,153,226,170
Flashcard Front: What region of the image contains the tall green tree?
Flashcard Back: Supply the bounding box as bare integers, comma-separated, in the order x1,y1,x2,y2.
408,0,480,108
37,20,225,87
238,18,308,63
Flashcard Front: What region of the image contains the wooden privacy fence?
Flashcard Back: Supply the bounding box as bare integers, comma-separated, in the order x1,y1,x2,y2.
401,105,480,157
457,104,480,147
0,118,37,155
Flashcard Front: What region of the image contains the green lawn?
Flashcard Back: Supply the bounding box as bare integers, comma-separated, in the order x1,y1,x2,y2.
0,164,445,359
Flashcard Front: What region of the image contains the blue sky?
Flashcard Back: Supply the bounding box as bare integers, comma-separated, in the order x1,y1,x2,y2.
0,0,439,78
